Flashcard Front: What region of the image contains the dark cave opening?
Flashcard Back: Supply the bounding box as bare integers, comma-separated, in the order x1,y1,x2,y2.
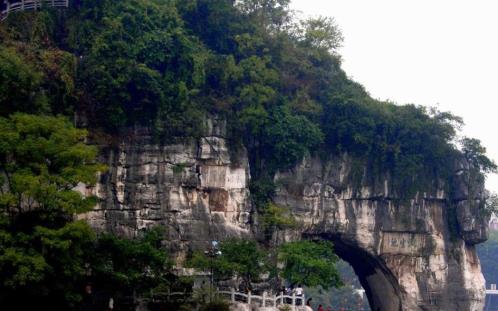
309,233,403,311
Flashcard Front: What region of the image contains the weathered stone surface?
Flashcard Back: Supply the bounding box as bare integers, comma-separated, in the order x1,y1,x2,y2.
273,155,487,311
81,121,487,311
78,119,252,263
456,200,488,245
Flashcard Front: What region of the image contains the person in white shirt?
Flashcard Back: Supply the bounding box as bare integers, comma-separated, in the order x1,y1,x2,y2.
294,285,304,296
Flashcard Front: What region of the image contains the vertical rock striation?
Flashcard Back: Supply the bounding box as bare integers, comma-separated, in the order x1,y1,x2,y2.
273,155,487,311
80,118,252,262
82,121,487,311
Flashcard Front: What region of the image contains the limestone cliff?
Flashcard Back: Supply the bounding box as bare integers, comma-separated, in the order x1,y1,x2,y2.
80,118,252,263
274,155,486,311
81,119,488,311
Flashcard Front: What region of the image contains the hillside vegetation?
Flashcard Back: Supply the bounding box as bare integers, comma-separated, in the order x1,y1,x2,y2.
2,0,495,202
0,1,496,310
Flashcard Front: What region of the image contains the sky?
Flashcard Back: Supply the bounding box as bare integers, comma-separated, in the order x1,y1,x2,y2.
290,0,498,192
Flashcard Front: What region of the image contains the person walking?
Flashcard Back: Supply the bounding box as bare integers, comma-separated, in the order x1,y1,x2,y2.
317,304,324,311
306,297,313,307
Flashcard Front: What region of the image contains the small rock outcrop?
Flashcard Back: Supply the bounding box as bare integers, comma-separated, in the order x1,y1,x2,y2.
81,119,488,311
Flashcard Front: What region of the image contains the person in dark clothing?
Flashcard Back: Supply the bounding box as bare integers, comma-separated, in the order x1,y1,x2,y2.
306,297,313,306
80,283,95,311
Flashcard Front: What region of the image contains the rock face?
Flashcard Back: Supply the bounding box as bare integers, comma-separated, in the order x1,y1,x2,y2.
82,120,487,311
273,156,486,311
79,118,252,262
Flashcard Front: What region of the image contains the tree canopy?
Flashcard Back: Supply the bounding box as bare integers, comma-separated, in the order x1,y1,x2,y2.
0,0,495,308
0,0,494,205
188,239,269,287
278,240,342,289
188,239,343,291
0,114,171,310
0,114,102,309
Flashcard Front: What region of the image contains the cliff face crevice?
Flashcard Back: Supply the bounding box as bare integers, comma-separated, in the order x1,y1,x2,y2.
81,121,487,311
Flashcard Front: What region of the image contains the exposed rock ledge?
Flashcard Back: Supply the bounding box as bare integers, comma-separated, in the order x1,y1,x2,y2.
80,118,487,311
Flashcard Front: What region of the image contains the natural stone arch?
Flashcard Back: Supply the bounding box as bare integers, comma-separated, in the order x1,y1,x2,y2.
81,123,487,311
308,233,403,311
275,155,487,311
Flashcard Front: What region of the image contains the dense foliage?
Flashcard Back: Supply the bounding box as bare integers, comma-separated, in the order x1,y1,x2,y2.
1,0,494,211
189,239,343,291
188,239,268,288
0,1,496,309
91,228,174,307
0,114,172,310
278,240,342,289
304,260,370,310
0,114,99,309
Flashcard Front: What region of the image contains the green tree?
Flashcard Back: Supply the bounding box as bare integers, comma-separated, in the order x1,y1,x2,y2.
0,114,104,309
70,0,207,136
461,137,497,174
0,114,103,220
189,239,269,288
236,0,292,31
263,107,324,170
0,47,46,115
4,0,492,206
296,17,344,51
260,202,296,232
91,227,173,302
278,241,342,289
0,11,78,117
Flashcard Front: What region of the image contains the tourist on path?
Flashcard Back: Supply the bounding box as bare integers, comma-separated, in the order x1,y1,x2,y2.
306,297,313,306
294,284,304,296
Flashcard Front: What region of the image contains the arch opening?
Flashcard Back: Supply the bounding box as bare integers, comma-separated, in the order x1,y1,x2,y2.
308,233,403,311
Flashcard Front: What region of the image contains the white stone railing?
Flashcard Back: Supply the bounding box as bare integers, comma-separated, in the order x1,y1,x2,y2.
1,0,69,21
218,288,306,307
486,283,498,295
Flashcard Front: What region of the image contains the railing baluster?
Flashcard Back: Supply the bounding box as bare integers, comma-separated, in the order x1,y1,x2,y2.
1,0,71,22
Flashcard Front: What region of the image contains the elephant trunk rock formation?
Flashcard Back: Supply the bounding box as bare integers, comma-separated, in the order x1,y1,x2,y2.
80,119,487,311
